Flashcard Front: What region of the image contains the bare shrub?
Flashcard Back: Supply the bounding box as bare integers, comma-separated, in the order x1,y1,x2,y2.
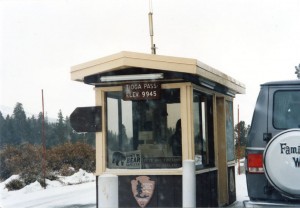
18,144,45,185
0,141,95,191
47,141,95,173
0,145,23,180
0,144,47,185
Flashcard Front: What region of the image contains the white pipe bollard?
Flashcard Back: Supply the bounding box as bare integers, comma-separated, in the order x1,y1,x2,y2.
98,174,118,208
183,160,196,208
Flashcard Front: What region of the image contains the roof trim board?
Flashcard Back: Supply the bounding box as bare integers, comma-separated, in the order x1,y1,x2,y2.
71,51,245,94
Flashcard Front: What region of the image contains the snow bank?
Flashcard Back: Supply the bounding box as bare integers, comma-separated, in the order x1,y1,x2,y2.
3,175,20,184
0,175,21,201
0,169,96,208
0,169,95,194
233,158,249,207
21,181,43,194
60,169,95,185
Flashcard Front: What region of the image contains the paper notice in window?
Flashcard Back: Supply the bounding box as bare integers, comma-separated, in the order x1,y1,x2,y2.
109,150,141,169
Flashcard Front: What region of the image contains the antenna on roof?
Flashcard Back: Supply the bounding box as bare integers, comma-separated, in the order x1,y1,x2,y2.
148,0,156,54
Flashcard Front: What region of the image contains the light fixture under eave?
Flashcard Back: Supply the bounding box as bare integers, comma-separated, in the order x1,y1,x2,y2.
226,90,236,97
100,73,164,82
200,81,215,90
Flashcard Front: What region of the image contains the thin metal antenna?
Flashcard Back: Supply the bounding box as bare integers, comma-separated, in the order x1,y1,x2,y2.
148,0,156,54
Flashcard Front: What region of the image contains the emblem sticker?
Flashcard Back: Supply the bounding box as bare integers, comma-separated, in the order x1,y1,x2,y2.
131,176,155,208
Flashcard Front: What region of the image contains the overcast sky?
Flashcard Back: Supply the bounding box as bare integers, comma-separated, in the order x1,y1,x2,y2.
1,0,300,124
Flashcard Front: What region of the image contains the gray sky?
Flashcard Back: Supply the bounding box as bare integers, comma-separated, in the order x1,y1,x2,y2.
1,0,300,124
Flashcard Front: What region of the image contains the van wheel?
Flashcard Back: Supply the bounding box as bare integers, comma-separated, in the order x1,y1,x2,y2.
264,129,300,198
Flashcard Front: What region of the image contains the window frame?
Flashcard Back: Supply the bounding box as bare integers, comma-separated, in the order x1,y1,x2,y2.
105,88,181,169
273,89,300,130
95,82,218,175
97,83,190,175
193,88,215,170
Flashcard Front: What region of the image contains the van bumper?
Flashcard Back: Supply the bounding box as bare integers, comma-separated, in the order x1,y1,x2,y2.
243,200,300,207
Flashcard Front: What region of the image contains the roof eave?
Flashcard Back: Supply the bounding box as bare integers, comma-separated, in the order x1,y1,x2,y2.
71,51,245,94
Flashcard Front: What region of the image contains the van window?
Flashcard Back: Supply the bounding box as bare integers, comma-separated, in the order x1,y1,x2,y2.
106,89,181,169
273,90,300,129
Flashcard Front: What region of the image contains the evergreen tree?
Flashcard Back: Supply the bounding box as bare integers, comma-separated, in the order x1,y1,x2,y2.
234,121,250,159
45,118,55,148
85,132,96,146
36,112,44,145
27,115,42,145
65,116,80,143
56,110,66,144
2,115,14,146
0,102,97,148
0,111,5,147
234,121,250,147
0,111,3,125
12,103,30,145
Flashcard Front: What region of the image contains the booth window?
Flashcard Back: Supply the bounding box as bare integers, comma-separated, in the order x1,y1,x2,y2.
226,100,235,162
193,91,214,169
106,89,181,169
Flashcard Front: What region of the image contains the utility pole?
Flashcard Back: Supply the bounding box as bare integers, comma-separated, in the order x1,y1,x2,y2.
41,89,46,188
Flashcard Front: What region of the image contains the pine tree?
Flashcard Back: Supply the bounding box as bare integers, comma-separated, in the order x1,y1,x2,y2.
65,116,80,143
0,111,5,147
234,121,250,159
12,103,29,145
2,115,14,146
27,115,42,145
57,110,66,144
0,102,97,148
234,121,250,147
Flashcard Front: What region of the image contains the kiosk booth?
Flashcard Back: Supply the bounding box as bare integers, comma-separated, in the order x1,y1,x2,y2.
70,51,245,207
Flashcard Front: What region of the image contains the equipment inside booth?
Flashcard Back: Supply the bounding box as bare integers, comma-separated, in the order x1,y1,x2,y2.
106,89,181,169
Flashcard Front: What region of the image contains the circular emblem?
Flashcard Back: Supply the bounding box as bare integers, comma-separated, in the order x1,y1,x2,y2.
264,129,300,198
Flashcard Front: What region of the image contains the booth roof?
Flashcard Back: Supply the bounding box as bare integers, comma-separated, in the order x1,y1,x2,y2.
71,51,245,94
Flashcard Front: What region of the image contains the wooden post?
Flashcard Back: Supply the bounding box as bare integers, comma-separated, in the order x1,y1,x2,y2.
216,97,229,206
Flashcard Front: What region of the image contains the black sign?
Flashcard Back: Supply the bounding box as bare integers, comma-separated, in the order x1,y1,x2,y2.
70,106,102,132
123,82,161,100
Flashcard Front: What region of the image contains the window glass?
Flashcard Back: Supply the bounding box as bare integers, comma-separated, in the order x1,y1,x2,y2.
193,91,213,169
273,90,300,129
106,89,181,169
226,100,234,162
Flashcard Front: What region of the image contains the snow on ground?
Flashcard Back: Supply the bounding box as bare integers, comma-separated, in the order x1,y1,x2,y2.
230,159,249,207
0,169,96,208
0,165,249,208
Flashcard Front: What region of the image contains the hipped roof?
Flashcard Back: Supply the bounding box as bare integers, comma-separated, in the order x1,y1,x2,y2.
71,51,245,94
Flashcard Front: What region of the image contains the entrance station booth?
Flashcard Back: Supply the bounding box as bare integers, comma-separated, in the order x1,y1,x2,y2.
71,51,245,207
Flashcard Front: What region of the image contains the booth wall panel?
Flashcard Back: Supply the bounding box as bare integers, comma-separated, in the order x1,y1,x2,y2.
228,166,237,204
117,171,218,208
118,175,182,208
196,170,218,207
